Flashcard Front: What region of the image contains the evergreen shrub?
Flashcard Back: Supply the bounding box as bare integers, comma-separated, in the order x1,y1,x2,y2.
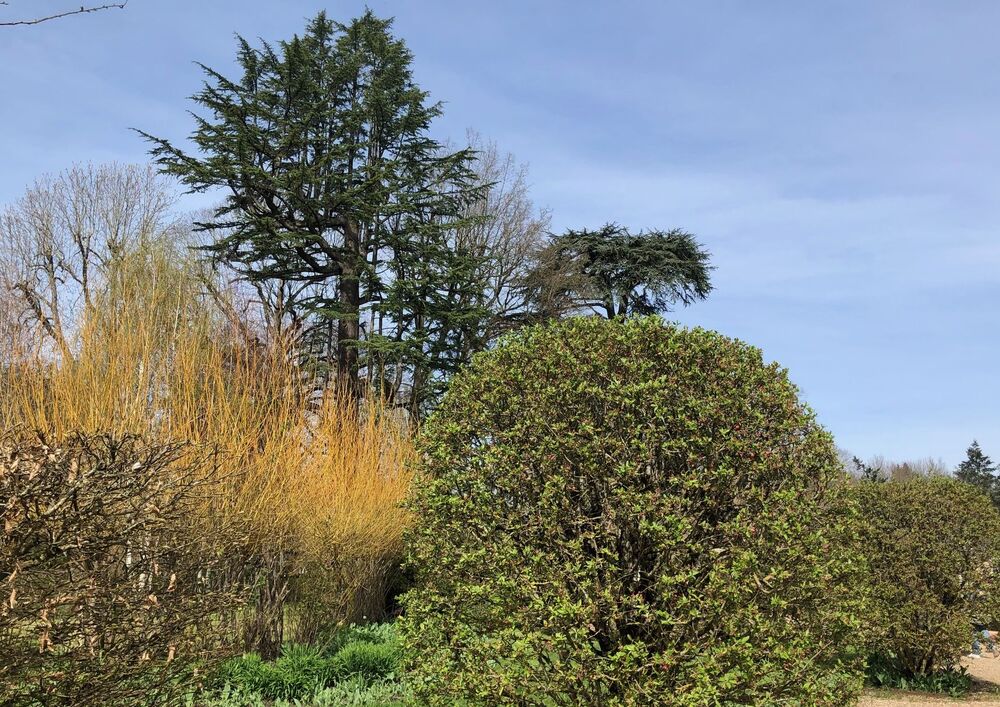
401,317,866,705
855,476,1000,678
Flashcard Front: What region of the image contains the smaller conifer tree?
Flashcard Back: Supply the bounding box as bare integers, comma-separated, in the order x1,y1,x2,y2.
955,440,998,504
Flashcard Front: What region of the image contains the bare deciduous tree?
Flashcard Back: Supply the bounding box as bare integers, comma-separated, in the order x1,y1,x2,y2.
457,131,551,341
0,1,126,27
366,133,551,412
0,163,177,358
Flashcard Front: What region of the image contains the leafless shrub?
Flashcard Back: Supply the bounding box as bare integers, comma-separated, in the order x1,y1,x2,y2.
0,431,250,706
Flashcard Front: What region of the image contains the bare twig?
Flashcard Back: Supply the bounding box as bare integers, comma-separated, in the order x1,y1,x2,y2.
0,2,126,26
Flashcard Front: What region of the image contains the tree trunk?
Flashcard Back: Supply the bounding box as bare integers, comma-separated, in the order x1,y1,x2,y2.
337,220,362,397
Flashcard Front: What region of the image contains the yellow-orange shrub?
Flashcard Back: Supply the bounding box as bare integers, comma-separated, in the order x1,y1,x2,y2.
0,245,414,652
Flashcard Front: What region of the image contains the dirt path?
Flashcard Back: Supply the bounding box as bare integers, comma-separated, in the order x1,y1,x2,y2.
860,656,1000,706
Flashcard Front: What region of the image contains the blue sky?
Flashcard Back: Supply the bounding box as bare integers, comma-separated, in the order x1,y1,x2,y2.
2,1,998,465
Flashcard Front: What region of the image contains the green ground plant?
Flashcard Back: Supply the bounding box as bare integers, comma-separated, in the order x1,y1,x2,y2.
865,653,972,697
190,679,411,707
203,624,404,703
401,316,868,705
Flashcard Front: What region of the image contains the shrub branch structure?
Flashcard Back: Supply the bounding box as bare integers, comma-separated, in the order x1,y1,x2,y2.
0,432,246,706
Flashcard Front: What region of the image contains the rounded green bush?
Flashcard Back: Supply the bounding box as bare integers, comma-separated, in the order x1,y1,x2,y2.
401,317,866,705
855,476,1000,677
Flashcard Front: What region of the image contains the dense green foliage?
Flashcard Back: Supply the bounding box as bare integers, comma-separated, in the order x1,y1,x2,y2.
141,11,484,404
955,440,999,505
865,654,972,698
528,223,712,319
192,679,410,707
855,476,1000,677
204,624,404,704
401,316,866,705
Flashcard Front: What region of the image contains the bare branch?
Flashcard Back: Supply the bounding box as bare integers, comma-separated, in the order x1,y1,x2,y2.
0,2,126,27
0,163,178,357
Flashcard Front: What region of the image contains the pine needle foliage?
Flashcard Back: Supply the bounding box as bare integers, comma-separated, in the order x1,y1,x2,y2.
955,440,999,506
528,223,712,319
139,11,485,403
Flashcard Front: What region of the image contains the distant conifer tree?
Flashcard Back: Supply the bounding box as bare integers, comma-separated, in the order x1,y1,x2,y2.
956,440,998,504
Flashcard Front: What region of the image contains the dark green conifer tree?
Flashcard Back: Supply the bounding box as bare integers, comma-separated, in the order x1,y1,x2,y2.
140,11,483,400
956,440,998,504
527,223,712,319
852,455,885,483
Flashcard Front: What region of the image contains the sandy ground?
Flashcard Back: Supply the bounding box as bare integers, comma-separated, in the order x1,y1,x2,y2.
860,656,1000,706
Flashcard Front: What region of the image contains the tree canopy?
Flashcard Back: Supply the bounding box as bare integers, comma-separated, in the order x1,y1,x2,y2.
140,11,482,401
138,12,714,412
527,223,712,319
